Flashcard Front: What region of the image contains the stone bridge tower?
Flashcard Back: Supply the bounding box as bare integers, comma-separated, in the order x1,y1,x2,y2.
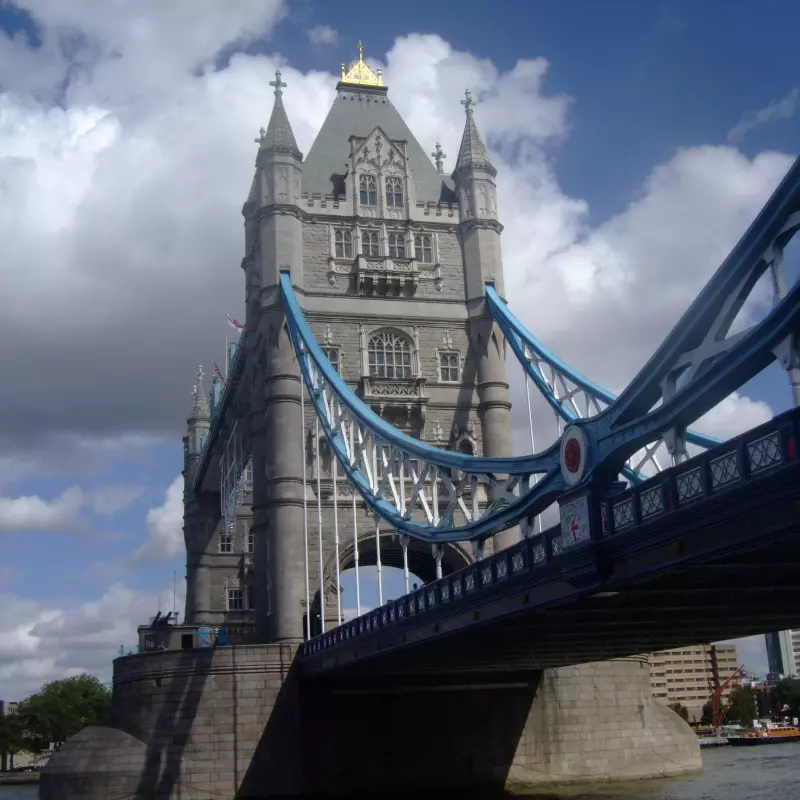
236,45,516,641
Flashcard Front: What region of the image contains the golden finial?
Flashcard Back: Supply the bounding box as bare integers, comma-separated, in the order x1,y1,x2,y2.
340,41,383,87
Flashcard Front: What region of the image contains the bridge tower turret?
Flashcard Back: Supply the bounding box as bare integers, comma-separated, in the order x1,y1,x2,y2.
243,70,307,642
182,366,215,623
453,90,517,553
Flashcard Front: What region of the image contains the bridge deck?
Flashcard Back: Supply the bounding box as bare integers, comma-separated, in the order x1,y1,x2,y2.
301,408,800,677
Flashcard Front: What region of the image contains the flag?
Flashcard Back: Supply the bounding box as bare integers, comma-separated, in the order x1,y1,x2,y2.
227,314,244,333
214,362,225,382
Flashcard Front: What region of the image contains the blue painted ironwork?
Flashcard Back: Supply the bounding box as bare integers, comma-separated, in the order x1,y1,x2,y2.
280,143,800,540
280,272,563,542
485,285,721,484
300,405,800,659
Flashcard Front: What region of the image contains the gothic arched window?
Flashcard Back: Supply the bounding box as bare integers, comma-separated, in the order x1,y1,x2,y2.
359,175,377,206
385,177,403,207
414,234,433,263
368,330,413,379
362,230,380,257
334,229,353,258
388,233,405,259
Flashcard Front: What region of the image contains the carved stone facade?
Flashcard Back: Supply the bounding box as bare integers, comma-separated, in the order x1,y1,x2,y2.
183,71,514,642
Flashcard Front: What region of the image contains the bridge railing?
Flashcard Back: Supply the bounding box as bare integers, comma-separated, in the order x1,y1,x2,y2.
300,406,799,659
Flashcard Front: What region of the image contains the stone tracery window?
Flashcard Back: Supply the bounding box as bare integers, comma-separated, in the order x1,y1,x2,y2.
414,234,433,263
218,530,233,553
388,233,405,259
227,589,243,610
439,352,460,382
385,177,403,207
334,229,353,258
362,230,380,257
359,175,377,206
368,330,413,379
322,346,340,374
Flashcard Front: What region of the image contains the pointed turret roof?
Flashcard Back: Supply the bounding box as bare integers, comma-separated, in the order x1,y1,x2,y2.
453,90,495,178
189,365,210,421
255,70,302,160
301,43,456,204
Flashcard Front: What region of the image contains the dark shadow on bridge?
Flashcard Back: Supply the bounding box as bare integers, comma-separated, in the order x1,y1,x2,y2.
122,648,214,798
298,670,541,798
236,650,306,798
235,649,541,798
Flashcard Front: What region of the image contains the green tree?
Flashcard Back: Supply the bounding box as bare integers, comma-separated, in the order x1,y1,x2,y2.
773,677,800,716
0,711,25,771
16,675,111,750
700,700,713,725
668,702,689,721
725,686,756,728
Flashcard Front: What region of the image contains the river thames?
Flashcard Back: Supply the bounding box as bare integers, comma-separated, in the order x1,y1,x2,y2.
1,742,796,799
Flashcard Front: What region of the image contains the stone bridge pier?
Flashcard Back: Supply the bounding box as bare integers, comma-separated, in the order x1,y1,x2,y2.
41,645,700,799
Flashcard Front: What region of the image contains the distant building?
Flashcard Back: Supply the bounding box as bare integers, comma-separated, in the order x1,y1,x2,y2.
650,643,739,722
765,629,799,677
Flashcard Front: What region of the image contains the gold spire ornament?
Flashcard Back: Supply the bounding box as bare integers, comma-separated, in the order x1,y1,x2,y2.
340,41,383,87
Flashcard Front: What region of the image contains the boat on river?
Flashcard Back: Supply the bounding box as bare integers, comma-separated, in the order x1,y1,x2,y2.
727,722,800,746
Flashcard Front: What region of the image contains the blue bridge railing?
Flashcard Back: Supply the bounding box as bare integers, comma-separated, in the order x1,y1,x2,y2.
300,405,799,659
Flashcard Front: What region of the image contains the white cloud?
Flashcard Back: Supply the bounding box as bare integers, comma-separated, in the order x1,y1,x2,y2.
0,483,145,533
727,88,799,145
0,580,186,699
133,476,184,563
307,25,338,45
0,487,85,532
693,392,775,442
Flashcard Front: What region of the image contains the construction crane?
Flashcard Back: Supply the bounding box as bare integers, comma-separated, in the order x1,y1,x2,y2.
712,665,745,729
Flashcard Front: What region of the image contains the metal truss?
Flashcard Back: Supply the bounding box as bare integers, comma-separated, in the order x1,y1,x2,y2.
486,289,721,483
279,156,800,544
221,423,250,535
280,273,563,543
494,154,800,480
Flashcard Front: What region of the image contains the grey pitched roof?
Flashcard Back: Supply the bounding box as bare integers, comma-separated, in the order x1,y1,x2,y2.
259,92,302,159
302,84,456,204
454,109,495,176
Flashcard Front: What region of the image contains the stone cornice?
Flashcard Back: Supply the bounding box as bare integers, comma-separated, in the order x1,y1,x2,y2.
458,218,504,235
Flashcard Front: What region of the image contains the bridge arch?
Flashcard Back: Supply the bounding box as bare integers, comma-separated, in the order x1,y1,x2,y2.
305,531,472,638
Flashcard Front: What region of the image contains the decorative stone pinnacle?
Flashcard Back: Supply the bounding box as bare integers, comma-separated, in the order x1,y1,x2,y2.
196,365,205,386
431,142,447,174
270,69,287,97
254,126,266,144
461,89,475,115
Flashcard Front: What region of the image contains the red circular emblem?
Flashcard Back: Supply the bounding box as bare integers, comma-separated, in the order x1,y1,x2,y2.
563,438,581,473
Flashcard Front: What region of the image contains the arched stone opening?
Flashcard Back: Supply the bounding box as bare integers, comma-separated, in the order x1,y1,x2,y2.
305,533,473,638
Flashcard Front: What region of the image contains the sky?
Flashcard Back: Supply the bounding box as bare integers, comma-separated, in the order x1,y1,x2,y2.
1,0,799,699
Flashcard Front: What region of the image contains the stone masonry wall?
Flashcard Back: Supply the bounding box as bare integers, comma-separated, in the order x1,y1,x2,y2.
40,645,304,800
41,649,700,799
509,657,702,786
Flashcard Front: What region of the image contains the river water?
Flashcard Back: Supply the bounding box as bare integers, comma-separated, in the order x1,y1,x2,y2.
0,743,796,799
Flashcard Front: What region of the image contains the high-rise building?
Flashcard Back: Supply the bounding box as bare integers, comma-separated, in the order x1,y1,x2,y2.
765,629,800,677
650,643,739,721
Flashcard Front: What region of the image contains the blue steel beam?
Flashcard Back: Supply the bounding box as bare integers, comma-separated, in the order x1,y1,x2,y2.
608,154,800,429
280,272,565,542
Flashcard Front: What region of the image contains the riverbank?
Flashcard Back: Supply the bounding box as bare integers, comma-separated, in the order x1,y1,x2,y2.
0,774,38,786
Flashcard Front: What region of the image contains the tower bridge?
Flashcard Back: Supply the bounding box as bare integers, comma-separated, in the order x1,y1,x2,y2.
43,44,800,800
